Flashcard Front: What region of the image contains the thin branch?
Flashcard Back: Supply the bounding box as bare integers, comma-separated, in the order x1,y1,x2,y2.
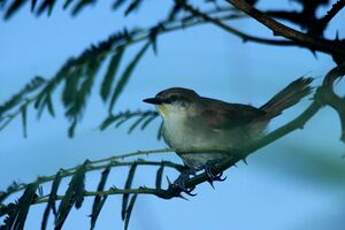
33,187,169,205
0,117,13,131
318,64,345,142
226,0,345,56
319,0,345,27
264,10,305,25
3,148,181,199
91,148,174,164
176,1,296,46
0,96,37,133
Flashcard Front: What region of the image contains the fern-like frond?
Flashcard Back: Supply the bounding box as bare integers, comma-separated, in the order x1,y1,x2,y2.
2,0,148,19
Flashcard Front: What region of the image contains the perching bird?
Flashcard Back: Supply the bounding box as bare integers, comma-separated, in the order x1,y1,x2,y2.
143,77,312,188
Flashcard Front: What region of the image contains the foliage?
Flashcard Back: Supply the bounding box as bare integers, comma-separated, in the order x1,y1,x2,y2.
1,0,146,19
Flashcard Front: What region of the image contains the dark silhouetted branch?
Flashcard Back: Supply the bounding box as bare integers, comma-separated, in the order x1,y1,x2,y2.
226,0,345,57
176,0,296,46
319,0,345,28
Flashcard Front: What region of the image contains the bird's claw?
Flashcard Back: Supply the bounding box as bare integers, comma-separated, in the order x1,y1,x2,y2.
167,169,197,197
203,162,227,189
179,186,197,197
172,178,197,196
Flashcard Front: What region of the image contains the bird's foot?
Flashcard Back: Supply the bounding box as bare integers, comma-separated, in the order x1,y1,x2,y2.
170,168,197,197
203,161,227,189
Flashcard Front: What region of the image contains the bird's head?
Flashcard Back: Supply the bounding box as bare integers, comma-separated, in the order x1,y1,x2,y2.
143,87,200,118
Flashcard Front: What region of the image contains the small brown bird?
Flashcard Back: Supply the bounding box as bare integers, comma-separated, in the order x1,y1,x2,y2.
143,77,312,188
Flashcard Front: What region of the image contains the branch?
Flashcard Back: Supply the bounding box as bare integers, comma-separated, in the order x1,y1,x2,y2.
319,0,345,28
176,1,296,46
318,64,345,142
228,7,339,35
264,10,306,26
226,0,345,57
34,187,171,205
305,0,345,37
2,148,180,199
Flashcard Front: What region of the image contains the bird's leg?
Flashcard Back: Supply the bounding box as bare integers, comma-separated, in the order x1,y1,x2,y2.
172,167,197,196
203,160,227,188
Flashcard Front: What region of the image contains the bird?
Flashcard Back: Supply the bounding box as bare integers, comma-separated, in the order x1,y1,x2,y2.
143,77,313,189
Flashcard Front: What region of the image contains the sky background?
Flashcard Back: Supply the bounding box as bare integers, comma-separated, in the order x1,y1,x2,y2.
1,1,345,229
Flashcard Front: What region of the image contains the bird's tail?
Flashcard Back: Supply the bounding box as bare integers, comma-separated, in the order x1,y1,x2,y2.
260,77,313,118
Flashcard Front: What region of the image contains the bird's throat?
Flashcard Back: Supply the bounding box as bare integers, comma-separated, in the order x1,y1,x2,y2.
158,105,169,118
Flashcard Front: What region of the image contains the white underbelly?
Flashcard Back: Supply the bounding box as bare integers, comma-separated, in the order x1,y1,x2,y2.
162,119,236,168
161,114,267,169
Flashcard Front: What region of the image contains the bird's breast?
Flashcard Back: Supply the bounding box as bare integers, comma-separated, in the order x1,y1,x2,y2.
161,113,265,168
162,113,235,151
162,113,191,150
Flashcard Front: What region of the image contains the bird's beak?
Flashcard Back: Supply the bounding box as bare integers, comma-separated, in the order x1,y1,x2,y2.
143,97,163,105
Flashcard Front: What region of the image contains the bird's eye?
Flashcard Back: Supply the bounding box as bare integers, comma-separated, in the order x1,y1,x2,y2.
180,101,188,107
168,95,179,103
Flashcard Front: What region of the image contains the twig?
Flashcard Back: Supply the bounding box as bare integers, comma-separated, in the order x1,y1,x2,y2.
264,10,305,26
226,0,345,56
91,148,174,164
3,149,181,198
0,96,38,132
33,187,170,205
176,1,296,46
319,0,345,27
318,64,345,142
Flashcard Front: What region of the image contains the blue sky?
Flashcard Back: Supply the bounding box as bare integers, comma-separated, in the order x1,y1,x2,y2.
1,1,345,229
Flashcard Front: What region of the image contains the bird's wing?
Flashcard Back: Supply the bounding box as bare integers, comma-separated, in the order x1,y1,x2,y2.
199,97,266,130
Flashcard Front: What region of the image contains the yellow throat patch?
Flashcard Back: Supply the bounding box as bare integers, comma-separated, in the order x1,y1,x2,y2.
158,105,170,118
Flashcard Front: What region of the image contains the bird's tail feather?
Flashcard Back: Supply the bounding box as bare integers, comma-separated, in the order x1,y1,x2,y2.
260,77,313,118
